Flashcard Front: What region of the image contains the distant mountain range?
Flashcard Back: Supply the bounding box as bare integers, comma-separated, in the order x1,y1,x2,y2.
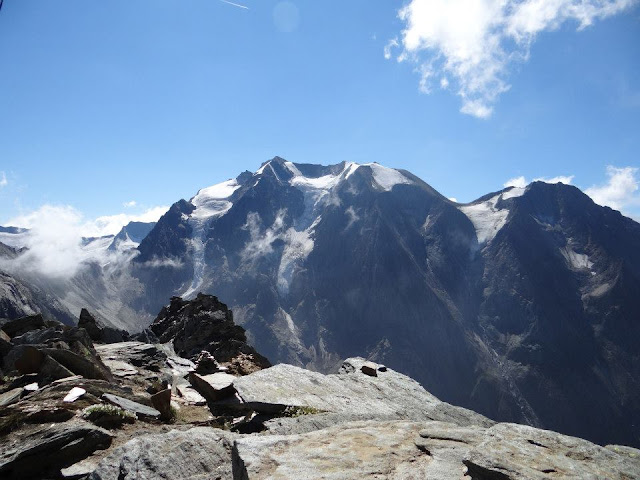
1,156,639,448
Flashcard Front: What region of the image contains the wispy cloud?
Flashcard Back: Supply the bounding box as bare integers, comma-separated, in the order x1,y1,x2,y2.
585,165,639,212
0,172,7,188
504,174,574,188
123,200,137,208
218,0,249,9
8,205,168,238
2,204,168,279
388,0,638,118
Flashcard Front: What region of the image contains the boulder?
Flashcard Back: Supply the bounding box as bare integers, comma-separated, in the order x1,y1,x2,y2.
13,346,44,374
0,329,11,357
78,309,129,344
150,388,172,419
88,427,238,480
189,371,236,402
101,393,161,419
39,355,75,381
0,421,112,479
42,347,112,381
0,314,46,338
360,361,378,377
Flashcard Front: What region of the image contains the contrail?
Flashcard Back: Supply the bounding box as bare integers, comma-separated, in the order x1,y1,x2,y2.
218,0,249,9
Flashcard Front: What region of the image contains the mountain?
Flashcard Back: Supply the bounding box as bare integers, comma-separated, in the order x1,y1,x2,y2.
123,156,640,448
0,242,75,324
108,221,155,251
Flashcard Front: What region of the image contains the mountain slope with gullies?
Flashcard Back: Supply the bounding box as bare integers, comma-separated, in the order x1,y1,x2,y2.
2,157,639,448
123,156,640,448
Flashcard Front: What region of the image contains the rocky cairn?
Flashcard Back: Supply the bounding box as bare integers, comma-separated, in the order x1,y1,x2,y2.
0,295,638,479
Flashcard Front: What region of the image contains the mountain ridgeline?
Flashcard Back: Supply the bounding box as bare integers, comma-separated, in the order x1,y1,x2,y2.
122,157,640,448
3,156,640,448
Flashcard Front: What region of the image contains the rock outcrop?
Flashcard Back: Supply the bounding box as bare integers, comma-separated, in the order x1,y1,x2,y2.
145,294,271,373
78,309,129,344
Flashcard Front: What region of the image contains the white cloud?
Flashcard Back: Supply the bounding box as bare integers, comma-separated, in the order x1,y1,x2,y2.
123,200,137,208
389,0,638,118
504,176,527,188
2,203,167,279
9,205,167,238
504,174,574,188
585,166,639,211
0,172,7,187
384,38,399,60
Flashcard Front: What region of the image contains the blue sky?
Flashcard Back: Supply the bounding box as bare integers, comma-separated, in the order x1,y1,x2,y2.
0,0,639,233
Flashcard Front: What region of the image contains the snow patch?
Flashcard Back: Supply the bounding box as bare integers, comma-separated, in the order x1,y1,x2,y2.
459,194,509,244
369,163,412,191
184,179,240,298
501,187,526,200
560,247,594,270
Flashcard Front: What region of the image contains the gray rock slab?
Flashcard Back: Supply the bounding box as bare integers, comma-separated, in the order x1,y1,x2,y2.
189,371,236,402
463,422,640,480
175,384,207,405
231,358,491,428
89,427,238,480
0,387,23,407
0,421,112,479
101,393,160,419
102,359,138,377
233,420,431,480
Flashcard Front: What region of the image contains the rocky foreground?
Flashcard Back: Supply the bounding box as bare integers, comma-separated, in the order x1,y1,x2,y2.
0,295,639,479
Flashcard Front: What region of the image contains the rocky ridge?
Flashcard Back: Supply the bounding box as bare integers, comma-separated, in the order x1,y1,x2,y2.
0,294,638,479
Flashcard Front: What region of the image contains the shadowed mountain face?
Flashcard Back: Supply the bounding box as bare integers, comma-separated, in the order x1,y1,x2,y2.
127,157,640,447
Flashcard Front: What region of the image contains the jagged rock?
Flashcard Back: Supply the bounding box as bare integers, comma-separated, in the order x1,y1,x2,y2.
147,294,271,371
189,371,236,402
0,314,46,337
101,393,161,419
42,347,112,381
88,427,238,480
78,309,129,344
40,355,76,380
0,329,11,357
13,345,44,374
0,387,22,407
0,421,113,479
230,358,493,428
